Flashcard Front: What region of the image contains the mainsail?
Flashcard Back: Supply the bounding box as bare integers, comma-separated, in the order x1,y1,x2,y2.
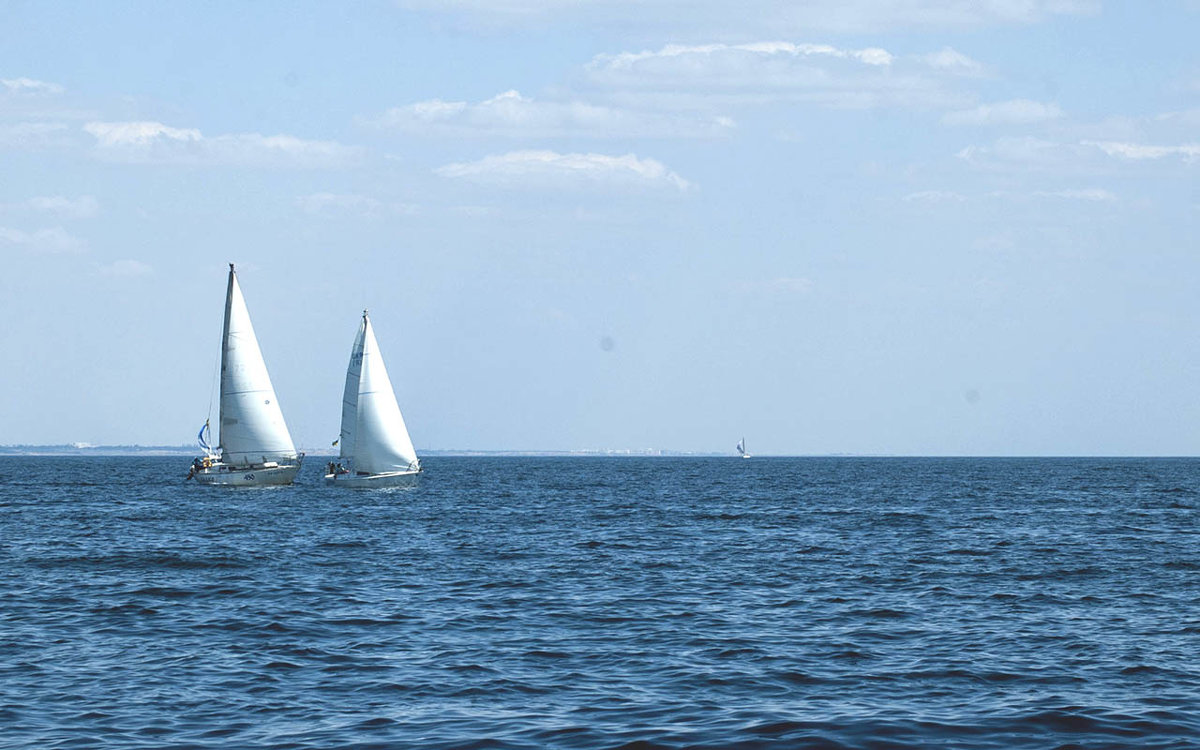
339,311,419,474
218,265,298,467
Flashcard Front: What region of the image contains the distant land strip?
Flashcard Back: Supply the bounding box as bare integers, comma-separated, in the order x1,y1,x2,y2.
0,445,731,457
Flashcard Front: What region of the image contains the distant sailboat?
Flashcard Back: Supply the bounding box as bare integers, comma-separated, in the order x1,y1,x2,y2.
737,438,751,459
188,264,303,485
324,310,421,488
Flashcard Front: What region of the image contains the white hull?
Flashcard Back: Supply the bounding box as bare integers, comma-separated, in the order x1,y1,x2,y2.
323,469,420,488
192,459,302,486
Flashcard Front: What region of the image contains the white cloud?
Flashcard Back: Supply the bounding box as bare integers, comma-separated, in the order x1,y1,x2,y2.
84,121,201,147
1152,108,1200,127
1,77,64,95
435,150,692,191
959,131,1200,172
369,89,735,138
83,120,363,167
18,196,100,219
584,41,974,110
0,226,86,253
595,42,894,70
942,99,1062,126
1083,140,1200,161
920,47,984,74
1031,188,1117,201
1,79,94,144
98,259,153,277
956,136,1073,169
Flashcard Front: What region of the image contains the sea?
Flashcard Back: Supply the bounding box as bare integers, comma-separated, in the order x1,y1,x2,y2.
1,456,1197,749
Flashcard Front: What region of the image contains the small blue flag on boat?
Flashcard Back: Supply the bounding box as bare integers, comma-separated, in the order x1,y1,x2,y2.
197,420,213,452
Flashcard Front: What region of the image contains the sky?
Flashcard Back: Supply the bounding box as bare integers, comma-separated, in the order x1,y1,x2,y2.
1,0,1197,455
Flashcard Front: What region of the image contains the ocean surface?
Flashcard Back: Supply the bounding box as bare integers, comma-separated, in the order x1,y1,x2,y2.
1,456,1198,749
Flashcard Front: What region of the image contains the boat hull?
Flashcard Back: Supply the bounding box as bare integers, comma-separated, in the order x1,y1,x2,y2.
323,469,420,488
192,458,302,486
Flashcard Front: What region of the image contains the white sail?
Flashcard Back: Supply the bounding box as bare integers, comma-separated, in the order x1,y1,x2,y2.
342,312,419,475
337,321,365,461
218,265,297,466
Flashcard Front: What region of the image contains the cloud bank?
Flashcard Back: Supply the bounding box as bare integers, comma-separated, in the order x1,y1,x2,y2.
583,42,979,110
435,150,692,191
369,89,735,138
0,226,86,253
1084,140,1200,161
942,99,1062,126
593,42,895,71
18,195,100,219
83,121,363,167
1,77,64,95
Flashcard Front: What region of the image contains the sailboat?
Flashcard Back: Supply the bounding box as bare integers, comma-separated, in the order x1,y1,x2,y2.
188,264,303,485
737,438,751,459
324,310,421,488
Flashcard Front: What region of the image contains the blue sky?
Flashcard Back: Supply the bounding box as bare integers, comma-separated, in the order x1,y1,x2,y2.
1,1,1197,454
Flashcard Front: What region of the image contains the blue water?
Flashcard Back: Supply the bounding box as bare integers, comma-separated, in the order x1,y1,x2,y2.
2,456,1198,749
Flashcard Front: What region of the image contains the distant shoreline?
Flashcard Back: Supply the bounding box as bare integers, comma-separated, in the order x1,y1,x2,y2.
0,446,729,458
1,447,1194,458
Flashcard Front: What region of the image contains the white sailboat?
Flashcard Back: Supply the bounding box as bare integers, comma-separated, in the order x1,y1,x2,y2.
737,438,751,459
188,264,303,486
324,310,421,488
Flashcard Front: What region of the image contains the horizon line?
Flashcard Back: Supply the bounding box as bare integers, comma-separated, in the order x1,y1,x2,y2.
1,444,1198,459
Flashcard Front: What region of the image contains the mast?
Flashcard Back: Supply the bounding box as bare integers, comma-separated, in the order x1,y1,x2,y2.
217,263,235,453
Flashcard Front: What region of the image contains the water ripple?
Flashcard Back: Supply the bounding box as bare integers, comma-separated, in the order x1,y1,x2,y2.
1,456,1198,748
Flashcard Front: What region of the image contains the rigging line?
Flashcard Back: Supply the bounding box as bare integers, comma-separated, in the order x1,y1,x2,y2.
206,355,219,424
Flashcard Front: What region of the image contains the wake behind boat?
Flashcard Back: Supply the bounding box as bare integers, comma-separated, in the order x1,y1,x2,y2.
188,264,303,486
325,310,421,488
